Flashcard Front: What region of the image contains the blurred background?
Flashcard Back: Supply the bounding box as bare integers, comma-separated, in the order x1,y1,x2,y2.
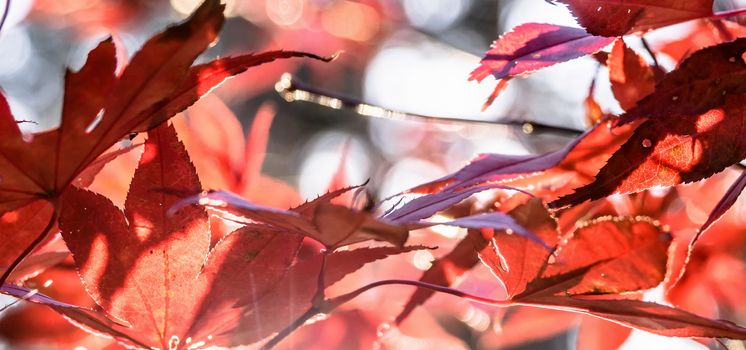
2,0,746,349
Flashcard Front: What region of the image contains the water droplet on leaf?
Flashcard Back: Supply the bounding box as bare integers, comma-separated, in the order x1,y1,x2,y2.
642,139,652,148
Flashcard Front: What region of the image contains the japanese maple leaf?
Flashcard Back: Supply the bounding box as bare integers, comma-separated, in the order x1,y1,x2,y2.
608,38,656,110
555,0,714,36
225,245,430,347
475,199,746,339
470,23,613,105
618,38,746,125
551,38,746,208
405,117,635,196
657,19,746,63
0,201,56,278
175,96,301,208
0,266,113,348
0,0,328,215
54,124,423,349
0,283,143,347
193,184,545,250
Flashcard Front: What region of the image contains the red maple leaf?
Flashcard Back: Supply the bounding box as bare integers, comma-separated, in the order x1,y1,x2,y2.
474,199,746,339
54,124,424,348
470,23,613,106
556,0,714,36
608,38,656,110
552,38,746,208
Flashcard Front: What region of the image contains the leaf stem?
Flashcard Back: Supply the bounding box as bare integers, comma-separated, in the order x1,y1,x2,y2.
313,250,328,307
259,306,320,350
0,208,58,286
326,279,512,310
275,73,582,137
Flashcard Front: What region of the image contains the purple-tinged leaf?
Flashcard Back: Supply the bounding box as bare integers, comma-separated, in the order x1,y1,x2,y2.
408,124,599,194
433,213,543,245
385,183,527,223
471,23,614,83
0,284,148,348
178,190,409,248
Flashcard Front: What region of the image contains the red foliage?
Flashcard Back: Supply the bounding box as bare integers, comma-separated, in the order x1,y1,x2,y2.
4,1,746,349
557,0,714,36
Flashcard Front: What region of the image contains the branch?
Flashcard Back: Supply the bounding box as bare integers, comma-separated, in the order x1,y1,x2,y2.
274,73,582,138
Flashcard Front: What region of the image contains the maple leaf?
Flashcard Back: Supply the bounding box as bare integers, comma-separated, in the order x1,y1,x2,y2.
0,266,113,348
384,183,526,223
528,296,746,339
474,199,746,339
404,116,638,213
551,38,746,208
555,0,714,36
552,94,746,209
584,78,605,126
0,0,329,215
470,23,613,105
185,189,410,249
0,201,56,278
227,245,430,347
657,19,746,63
55,123,307,348
620,38,746,125
608,38,656,110
0,283,146,348
54,124,424,348
407,120,623,195
58,124,214,349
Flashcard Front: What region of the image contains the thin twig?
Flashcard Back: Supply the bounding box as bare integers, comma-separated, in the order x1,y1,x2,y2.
640,37,660,69
325,279,512,310
313,250,328,307
0,209,58,286
275,73,582,138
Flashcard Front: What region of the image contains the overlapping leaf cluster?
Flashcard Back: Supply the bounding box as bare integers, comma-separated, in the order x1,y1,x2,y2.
3,0,746,349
